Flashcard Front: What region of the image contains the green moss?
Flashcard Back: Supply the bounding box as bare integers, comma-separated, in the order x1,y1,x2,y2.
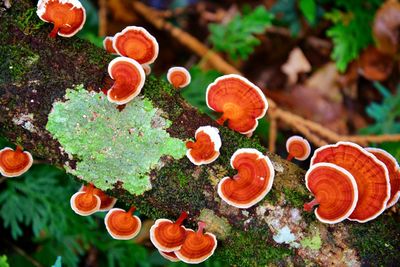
16,7,44,34
142,76,184,121
216,229,293,266
0,45,39,82
263,188,279,205
283,188,309,208
349,214,400,266
46,86,186,195
131,159,209,220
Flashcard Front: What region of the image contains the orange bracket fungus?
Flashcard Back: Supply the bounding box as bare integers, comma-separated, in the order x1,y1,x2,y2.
206,74,268,135
217,148,275,209
70,183,101,216
175,221,217,264
105,207,142,240
0,146,33,177
36,0,86,38
286,135,311,161
103,36,118,55
186,126,222,165
311,142,390,223
167,67,191,89
304,163,359,224
107,56,145,105
80,185,117,211
113,26,159,65
365,147,400,208
159,251,180,262
150,211,189,252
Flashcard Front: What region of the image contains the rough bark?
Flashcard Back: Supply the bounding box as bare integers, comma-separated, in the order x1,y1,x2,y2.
0,1,399,266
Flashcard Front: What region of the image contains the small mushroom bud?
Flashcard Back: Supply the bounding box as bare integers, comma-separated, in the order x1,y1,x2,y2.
175,221,217,264
0,146,33,177
105,206,142,240
70,183,101,216
167,67,191,89
150,211,189,252
79,185,117,212
286,135,311,161
103,36,118,55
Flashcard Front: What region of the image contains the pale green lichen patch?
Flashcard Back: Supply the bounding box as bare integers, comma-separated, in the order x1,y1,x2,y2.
300,227,322,250
46,86,186,195
198,209,232,240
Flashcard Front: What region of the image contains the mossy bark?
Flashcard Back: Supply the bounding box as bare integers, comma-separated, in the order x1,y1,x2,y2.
0,2,399,266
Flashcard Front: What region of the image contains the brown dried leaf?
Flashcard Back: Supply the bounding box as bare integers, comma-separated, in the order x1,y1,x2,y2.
373,0,400,55
358,46,393,81
281,47,311,85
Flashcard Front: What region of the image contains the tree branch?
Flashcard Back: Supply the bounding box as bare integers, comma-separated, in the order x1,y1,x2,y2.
0,2,398,266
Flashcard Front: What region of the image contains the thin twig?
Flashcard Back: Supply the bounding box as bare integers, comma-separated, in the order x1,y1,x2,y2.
131,1,400,148
2,238,44,267
98,0,107,36
268,115,277,153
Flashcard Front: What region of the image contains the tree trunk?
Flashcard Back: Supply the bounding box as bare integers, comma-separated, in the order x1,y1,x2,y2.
0,1,398,266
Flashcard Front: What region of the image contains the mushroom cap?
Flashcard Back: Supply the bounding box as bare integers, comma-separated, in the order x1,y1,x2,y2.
365,147,400,208
107,57,145,105
186,126,222,165
175,229,217,264
0,147,33,177
70,191,101,216
159,251,180,262
167,67,191,89
206,74,268,135
311,141,390,223
103,36,118,55
80,185,117,211
286,135,311,161
113,26,159,65
105,208,142,240
150,219,189,252
217,148,275,209
36,0,86,37
305,163,359,224
142,64,151,75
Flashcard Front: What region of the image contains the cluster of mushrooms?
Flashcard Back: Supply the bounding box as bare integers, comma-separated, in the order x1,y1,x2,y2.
69,184,217,263
303,142,400,224
0,0,398,264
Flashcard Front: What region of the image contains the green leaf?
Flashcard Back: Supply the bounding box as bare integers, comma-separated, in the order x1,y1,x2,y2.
325,1,382,72
209,6,273,61
299,0,317,24
271,0,301,36
180,66,222,116
360,82,400,135
0,255,10,267
52,257,62,267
